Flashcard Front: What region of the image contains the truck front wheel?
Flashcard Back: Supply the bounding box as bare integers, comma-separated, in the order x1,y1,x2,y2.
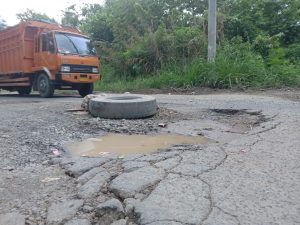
38,74,54,98
78,83,93,97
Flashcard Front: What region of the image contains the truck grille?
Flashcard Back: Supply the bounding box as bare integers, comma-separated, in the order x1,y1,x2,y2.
70,65,93,73
62,64,94,73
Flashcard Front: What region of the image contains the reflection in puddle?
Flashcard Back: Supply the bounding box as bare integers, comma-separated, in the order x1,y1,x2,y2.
66,134,208,157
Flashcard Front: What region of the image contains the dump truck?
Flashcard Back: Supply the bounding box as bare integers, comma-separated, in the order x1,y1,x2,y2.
0,20,100,97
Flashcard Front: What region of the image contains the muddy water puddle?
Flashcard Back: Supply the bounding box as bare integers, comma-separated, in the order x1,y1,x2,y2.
66,134,208,157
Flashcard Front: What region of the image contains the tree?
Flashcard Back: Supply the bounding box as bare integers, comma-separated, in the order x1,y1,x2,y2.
0,17,7,30
220,0,300,44
105,0,145,48
261,0,300,44
61,4,80,28
81,4,114,42
16,9,56,23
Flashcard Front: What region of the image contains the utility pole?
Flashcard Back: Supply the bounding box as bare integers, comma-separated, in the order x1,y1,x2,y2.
208,0,217,62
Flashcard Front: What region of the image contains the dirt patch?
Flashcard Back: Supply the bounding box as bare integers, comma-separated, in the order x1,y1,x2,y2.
130,87,300,101
130,87,235,95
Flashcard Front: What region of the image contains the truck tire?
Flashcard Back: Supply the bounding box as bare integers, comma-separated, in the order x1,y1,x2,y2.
89,94,157,119
78,83,93,97
17,87,31,95
37,74,54,98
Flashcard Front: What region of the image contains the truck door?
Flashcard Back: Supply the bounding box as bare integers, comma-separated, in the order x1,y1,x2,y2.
36,32,57,79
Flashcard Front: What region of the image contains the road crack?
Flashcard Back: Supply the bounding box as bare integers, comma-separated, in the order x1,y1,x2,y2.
215,206,241,225
198,177,213,225
250,121,282,135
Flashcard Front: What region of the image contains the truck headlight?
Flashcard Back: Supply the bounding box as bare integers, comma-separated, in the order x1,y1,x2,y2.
61,66,71,72
92,67,99,73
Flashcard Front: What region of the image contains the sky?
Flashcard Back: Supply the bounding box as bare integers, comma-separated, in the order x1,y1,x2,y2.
0,0,104,26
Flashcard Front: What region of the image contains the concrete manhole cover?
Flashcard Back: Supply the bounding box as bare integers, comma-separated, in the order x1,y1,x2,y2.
107,96,142,100
89,94,157,119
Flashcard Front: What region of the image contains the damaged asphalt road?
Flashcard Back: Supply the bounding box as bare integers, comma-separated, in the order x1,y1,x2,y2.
0,92,299,225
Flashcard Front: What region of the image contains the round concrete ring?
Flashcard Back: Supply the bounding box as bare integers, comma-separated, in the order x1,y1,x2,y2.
89,94,157,119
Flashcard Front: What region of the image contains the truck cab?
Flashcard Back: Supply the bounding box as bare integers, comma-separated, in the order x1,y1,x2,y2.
0,21,101,97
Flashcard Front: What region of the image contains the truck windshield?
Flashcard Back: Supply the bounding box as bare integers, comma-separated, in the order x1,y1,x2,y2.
55,33,97,56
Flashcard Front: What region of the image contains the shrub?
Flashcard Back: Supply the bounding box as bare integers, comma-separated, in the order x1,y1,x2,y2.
286,43,300,63
116,26,206,77
252,34,281,58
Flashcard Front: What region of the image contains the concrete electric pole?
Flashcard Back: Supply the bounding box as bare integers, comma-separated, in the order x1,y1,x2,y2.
208,0,217,62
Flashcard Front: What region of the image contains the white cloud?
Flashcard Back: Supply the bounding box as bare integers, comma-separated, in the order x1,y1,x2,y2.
0,0,104,26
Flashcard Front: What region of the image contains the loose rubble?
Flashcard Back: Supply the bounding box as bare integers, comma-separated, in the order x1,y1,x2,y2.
65,219,92,225
95,198,125,224
110,219,128,225
46,200,84,225
0,212,25,225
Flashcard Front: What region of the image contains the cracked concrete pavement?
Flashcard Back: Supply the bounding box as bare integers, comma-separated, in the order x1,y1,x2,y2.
0,91,299,225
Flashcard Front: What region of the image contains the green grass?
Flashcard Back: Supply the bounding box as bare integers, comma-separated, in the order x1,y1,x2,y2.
95,43,300,92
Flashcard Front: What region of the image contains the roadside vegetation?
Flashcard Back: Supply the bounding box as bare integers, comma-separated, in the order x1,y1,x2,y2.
9,0,300,90
0,17,6,30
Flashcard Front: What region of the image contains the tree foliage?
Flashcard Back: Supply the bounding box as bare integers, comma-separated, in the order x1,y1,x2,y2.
220,0,300,44
60,0,300,84
16,9,56,23
61,5,80,28
80,4,114,42
0,17,6,30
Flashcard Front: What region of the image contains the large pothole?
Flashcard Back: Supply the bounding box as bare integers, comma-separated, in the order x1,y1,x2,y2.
208,108,268,132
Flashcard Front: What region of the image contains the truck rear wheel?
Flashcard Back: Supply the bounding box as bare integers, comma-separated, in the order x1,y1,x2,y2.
78,83,93,97
38,74,54,98
17,87,31,95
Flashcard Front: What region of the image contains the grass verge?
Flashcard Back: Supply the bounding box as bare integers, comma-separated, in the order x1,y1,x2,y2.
95,42,300,92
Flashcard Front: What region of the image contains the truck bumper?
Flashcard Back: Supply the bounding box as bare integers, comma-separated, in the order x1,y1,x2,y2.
55,73,100,84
